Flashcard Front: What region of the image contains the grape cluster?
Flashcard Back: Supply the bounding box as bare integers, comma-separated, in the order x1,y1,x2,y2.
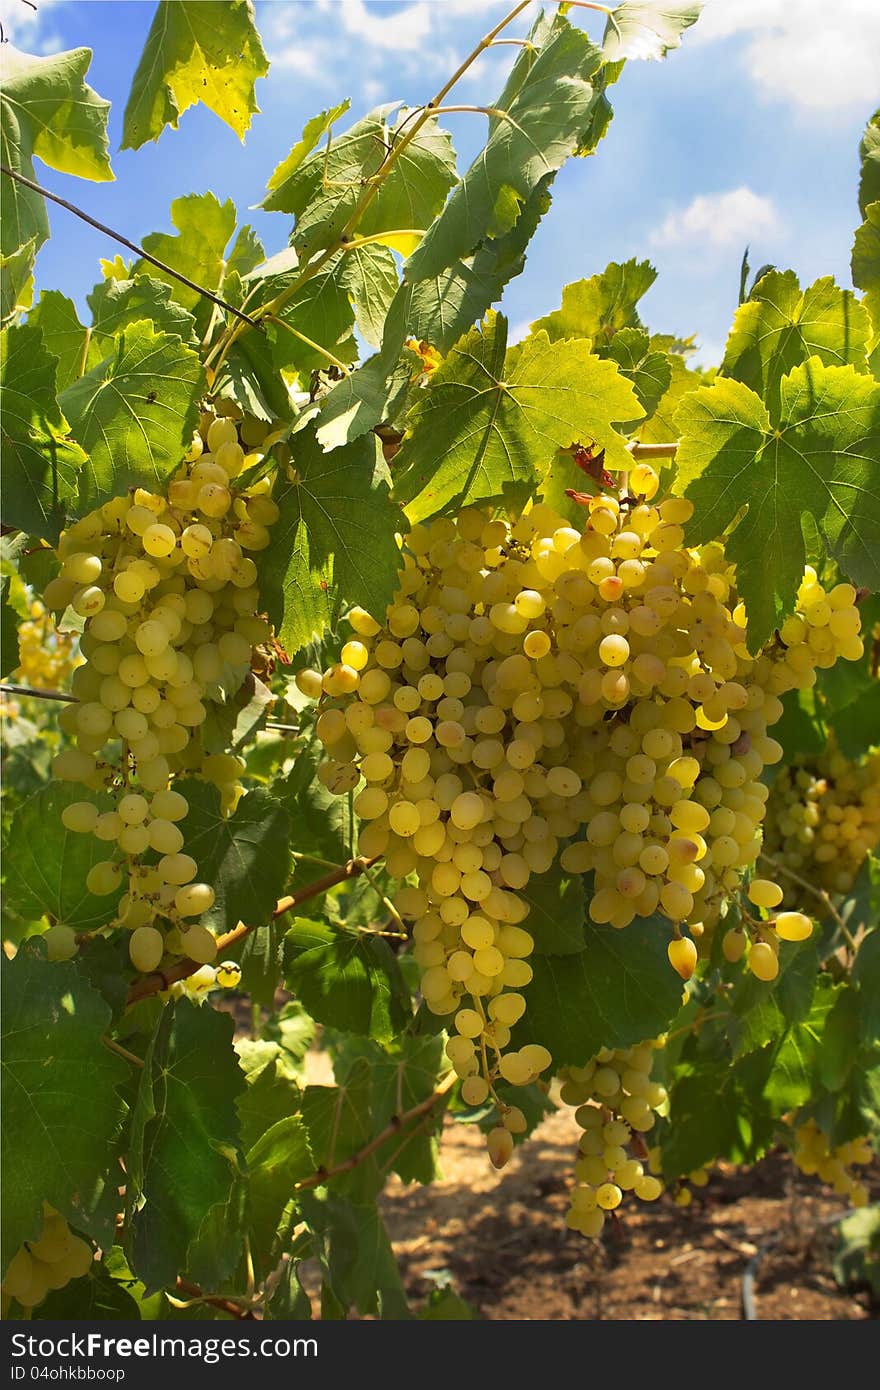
720,879,814,983
1,1205,93,1309
300,465,864,1150
44,411,279,975
12,597,83,690
763,739,880,903
792,1119,873,1206
560,1042,667,1237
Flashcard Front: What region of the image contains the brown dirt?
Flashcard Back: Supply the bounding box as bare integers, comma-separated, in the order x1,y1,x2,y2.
296,1047,878,1321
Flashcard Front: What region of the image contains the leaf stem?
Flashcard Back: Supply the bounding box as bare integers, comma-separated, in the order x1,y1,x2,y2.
293,1070,456,1192
173,1278,255,1320
0,164,263,331
627,441,679,459
259,315,351,375
101,1035,144,1068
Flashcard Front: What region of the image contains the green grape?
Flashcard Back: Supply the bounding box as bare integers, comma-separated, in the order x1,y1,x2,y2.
129,925,164,973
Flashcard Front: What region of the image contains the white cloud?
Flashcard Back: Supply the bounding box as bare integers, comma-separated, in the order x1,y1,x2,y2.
688,335,726,369
0,0,64,54
508,319,532,345
692,0,880,114
651,187,781,249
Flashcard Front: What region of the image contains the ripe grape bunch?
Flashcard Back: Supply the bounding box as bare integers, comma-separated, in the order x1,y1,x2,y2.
43,411,279,976
560,1041,667,1238
791,1119,874,1207
762,738,880,903
300,461,864,1154
0,1205,93,1310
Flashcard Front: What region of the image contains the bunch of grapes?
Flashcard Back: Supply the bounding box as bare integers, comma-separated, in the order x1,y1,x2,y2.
791,1119,873,1206
1,1205,93,1309
12,597,83,690
298,462,865,1153
762,739,880,903
559,1041,667,1237
43,410,279,975
720,878,814,983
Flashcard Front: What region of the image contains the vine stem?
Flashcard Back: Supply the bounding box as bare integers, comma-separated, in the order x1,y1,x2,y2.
758,853,859,953
293,1071,457,1192
173,1278,255,1320
125,855,380,1004
0,163,262,331
627,441,679,459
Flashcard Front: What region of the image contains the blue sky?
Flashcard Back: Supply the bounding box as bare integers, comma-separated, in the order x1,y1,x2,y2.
4,0,878,366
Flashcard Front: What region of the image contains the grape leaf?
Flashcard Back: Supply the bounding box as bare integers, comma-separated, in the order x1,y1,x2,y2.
245,1116,314,1267
87,276,196,344
406,16,601,282
532,258,657,346
852,202,880,330
604,327,672,423
263,104,457,263
133,192,237,318
275,737,352,875
720,271,871,416
0,323,86,542
675,363,880,645
392,313,643,524
29,1264,141,1321
298,1192,410,1319
0,946,127,1271
602,1,703,61
3,784,123,931
858,109,880,219
401,174,554,355
0,45,112,259
175,781,291,935
259,426,404,653
26,291,102,392
122,0,268,150
333,1036,446,1186
283,919,410,1045
520,863,586,955
300,1056,379,1201
0,577,18,679
340,244,399,350
130,1000,245,1292
1,238,36,326
513,916,684,1065
235,1039,304,1154
61,321,203,507
637,345,703,444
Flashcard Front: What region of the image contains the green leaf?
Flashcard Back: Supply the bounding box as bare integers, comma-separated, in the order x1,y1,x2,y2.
276,737,352,873
661,1066,744,1177
393,314,642,523
263,105,456,263
262,252,359,376
520,863,586,955
176,781,292,935
300,1056,379,1201
283,919,410,1045
514,916,683,1065
675,363,880,646
332,1034,447,1184
235,1038,304,1153
259,426,404,654
134,192,237,316
264,1257,314,1320
532,258,657,345
604,327,672,424
400,174,554,355
122,0,268,150
1,238,36,326
729,941,819,1058
817,986,862,1092
0,946,127,1271
61,321,204,507
185,1179,248,1290
853,930,880,1044
4,784,123,931
602,2,703,61
0,46,112,259
858,110,880,219
28,1263,142,1320
1,576,19,679
313,350,410,452
246,1116,314,1263
406,17,601,281
340,244,399,350
0,323,86,542
130,1000,245,1292
852,202,880,329
87,276,196,344
720,272,871,417
299,1191,409,1319
637,345,703,445
26,291,101,392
